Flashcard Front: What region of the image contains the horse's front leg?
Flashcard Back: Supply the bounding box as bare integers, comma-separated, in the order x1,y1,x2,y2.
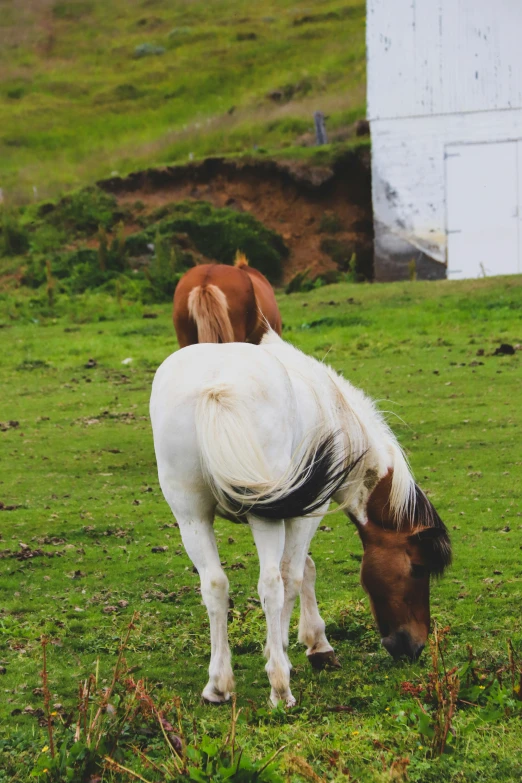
299,554,340,669
280,513,325,670
249,517,294,707
176,514,234,703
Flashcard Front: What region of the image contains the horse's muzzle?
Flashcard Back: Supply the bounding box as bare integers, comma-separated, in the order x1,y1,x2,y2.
381,631,425,662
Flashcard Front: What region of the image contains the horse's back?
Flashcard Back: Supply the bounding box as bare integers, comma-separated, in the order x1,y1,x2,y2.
153,341,270,399
173,264,258,346
150,341,295,488
244,266,282,340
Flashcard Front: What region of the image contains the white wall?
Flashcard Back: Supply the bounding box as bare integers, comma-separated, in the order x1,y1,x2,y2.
367,0,522,279
371,108,522,275
367,0,522,121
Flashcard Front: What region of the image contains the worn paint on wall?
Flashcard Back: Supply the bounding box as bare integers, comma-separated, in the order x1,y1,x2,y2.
367,0,522,121
367,0,522,280
371,109,522,280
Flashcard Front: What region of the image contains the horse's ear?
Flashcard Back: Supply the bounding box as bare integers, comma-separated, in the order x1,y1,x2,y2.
408,527,446,543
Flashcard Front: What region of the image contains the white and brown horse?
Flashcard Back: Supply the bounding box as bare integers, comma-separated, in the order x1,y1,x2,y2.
150,332,451,706
173,253,282,347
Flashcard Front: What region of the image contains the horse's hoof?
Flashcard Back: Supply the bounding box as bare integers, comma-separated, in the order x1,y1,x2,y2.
307,650,341,670
202,687,231,705
270,692,296,708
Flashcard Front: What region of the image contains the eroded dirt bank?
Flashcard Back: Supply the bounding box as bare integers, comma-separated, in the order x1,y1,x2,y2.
98,149,373,282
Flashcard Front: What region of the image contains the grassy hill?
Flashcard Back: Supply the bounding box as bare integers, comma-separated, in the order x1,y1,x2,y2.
0,0,366,202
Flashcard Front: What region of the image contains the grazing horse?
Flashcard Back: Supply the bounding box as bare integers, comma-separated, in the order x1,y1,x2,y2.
150,332,451,707
173,253,282,347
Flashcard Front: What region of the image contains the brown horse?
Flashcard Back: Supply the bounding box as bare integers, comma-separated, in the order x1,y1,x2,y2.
173,253,282,348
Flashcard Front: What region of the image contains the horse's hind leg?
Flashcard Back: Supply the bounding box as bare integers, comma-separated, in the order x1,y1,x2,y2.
299,555,340,670
249,517,294,707
175,511,234,703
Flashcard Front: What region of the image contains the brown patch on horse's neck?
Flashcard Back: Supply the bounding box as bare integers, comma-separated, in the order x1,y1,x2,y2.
367,468,395,527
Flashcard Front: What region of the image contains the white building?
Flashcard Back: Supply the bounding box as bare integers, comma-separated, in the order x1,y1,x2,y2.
367,0,522,281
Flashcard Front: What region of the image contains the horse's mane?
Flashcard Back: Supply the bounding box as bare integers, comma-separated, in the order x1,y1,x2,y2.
260,331,451,574
260,331,415,524
409,485,452,575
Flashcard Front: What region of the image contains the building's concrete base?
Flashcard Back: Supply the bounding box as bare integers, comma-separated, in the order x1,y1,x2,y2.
373,223,447,281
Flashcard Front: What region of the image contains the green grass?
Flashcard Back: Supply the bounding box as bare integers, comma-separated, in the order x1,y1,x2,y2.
0,0,366,202
1,276,521,781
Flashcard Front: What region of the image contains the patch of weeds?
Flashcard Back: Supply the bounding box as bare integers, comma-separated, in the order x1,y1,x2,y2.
52,1,94,20
30,619,284,782
130,201,287,283
266,78,315,104
21,222,190,303
143,231,183,303
156,201,287,283
235,31,258,42
299,315,368,330
285,268,312,294
29,224,66,255
318,211,343,233
291,6,365,26
41,187,119,237
320,237,373,281
395,626,522,758
112,83,144,101
457,639,522,726
120,323,169,337
16,359,50,371
167,26,192,42
285,269,342,294
0,209,30,256
133,43,166,58
6,86,25,100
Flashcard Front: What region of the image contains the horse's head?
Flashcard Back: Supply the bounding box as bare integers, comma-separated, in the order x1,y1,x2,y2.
353,470,451,661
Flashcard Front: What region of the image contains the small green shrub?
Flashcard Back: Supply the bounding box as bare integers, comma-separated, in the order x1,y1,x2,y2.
0,210,30,256
6,86,25,100
156,201,287,282
125,229,155,257
29,224,66,255
285,268,311,294
320,237,373,281
127,201,286,282
285,268,341,294
318,211,343,233
143,230,183,303
112,83,143,101
29,624,284,783
43,187,118,236
12,198,286,302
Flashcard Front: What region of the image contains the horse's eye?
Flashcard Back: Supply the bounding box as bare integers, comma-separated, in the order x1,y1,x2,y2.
411,563,426,579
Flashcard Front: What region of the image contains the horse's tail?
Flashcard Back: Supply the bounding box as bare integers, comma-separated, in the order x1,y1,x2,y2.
187,284,235,343
234,250,249,269
195,383,361,519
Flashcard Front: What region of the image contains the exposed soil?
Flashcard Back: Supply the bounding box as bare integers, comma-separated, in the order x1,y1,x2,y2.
98,149,373,282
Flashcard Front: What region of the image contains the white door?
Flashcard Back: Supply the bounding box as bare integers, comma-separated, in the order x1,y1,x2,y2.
445,141,520,279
